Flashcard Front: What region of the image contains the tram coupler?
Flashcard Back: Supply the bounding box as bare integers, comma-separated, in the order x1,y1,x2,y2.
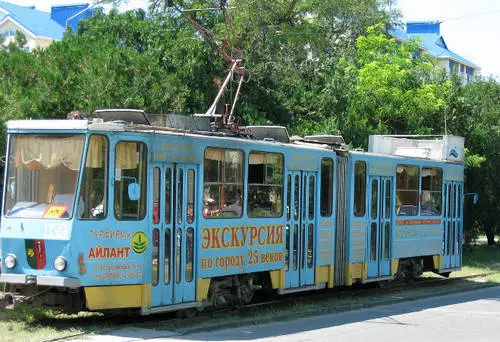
0,292,17,310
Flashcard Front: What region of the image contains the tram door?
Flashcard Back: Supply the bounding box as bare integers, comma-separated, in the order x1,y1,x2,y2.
151,163,197,307
285,171,316,288
367,176,392,278
442,181,462,270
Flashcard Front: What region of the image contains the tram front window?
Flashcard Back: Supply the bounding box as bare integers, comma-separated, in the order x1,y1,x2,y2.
4,134,85,219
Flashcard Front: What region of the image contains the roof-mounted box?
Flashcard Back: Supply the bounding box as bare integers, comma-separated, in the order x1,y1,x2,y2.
149,114,211,131
93,109,151,125
368,135,464,163
245,126,290,143
303,135,345,147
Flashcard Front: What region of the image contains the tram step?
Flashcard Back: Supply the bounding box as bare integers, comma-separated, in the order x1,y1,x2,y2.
438,267,461,273
361,275,394,284
278,283,326,295
140,301,201,315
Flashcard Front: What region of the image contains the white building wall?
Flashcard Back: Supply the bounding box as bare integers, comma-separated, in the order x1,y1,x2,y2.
437,58,476,84
437,59,449,70
33,37,53,50
0,19,53,51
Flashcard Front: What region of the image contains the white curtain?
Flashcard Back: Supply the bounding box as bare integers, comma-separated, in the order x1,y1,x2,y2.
116,142,138,170
16,135,84,171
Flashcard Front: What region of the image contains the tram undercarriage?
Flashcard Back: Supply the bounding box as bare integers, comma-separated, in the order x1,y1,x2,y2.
0,284,84,313
0,272,264,315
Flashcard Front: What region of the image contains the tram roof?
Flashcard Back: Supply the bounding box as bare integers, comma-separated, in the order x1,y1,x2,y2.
6,119,342,151
6,119,463,164
7,119,91,131
5,119,330,154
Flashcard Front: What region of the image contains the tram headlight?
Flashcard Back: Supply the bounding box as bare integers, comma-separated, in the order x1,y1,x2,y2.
4,254,17,269
54,256,67,272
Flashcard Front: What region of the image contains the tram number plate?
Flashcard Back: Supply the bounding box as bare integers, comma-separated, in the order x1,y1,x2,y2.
43,223,70,240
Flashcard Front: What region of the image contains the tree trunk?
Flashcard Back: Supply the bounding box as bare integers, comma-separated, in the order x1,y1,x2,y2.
486,232,496,245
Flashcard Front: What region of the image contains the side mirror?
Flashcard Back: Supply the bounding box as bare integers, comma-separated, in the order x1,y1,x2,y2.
128,182,140,201
115,175,141,201
464,193,479,205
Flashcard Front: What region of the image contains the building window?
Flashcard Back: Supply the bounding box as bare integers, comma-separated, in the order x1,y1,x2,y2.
80,135,108,219
354,161,366,217
187,169,195,223
248,152,283,217
152,228,159,286
176,228,182,284
114,141,147,220
164,228,171,284
396,165,419,216
370,223,377,261
449,60,455,73
152,167,161,224
164,168,172,224
307,224,314,268
320,158,333,217
186,227,194,282
203,148,244,218
2,29,16,37
371,179,378,220
421,167,442,216
308,175,315,220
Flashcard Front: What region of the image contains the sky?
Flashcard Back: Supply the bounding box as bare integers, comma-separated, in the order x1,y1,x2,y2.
4,0,148,13
4,0,500,77
397,0,500,78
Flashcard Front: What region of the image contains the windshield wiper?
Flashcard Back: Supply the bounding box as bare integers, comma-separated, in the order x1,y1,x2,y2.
8,202,40,216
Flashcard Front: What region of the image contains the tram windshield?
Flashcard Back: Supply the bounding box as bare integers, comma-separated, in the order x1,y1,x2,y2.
4,134,85,219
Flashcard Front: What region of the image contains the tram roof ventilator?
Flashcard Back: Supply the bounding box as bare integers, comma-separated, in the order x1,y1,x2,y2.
93,109,151,125
92,109,215,132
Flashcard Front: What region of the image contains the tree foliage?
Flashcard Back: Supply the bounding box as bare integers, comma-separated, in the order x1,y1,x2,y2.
447,78,500,244
342,25,449,147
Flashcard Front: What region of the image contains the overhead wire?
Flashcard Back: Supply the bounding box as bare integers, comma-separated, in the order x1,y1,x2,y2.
439,8,500,22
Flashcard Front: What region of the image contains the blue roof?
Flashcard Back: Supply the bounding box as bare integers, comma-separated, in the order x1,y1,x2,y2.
50,3,95,33
389,27,480,70
0,1,64,40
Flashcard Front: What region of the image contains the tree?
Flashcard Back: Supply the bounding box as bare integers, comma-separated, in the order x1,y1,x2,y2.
446,78,500,245
14,31,27,49
341,25,450,147
224,0,399,132
99,1,399,132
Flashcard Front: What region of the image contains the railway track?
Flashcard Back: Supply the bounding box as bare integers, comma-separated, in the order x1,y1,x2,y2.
42,272,498,341
234,272,498,316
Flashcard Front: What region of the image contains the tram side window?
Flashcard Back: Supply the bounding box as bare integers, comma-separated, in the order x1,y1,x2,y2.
354,161,366,217
396,165,419,216
203,148,244,218
80,135,108,219
421,167,442,216
248,152,283,217
114,141,147,220
320,158,333,217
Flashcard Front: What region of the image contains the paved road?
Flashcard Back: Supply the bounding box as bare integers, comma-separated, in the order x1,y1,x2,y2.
79,285,500,342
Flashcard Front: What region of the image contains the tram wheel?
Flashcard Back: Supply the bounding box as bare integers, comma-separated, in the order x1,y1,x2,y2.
377,280,390,288
176,308,198,318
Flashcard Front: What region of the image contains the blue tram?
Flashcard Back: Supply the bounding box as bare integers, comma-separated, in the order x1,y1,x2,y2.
0,111,464,314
